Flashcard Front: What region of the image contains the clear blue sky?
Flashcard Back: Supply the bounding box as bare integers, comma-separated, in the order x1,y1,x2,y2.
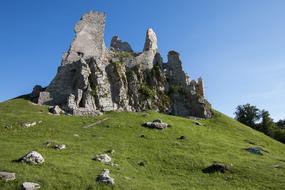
0,0,284,120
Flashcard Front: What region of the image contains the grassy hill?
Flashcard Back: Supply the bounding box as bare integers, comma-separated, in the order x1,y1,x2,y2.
0,98,284,190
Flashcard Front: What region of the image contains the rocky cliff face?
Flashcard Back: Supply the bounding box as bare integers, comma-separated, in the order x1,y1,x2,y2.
34,11,212,118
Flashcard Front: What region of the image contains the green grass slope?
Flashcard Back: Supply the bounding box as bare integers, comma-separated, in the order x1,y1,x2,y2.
0,98,284,190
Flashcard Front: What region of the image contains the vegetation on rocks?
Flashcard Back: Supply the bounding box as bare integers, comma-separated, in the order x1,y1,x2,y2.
115,51,133,58
138,84,156,100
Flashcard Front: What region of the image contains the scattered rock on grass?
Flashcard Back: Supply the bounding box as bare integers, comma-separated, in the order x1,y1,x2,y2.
245,147,263,155
0,172,16,181
53,144,66,150
23,122,37,128
143,119,168,129
94,154,112,164
48,105,65,115
21,182,40,190
96,169,115,185
19,151,44,165
202,163,229,173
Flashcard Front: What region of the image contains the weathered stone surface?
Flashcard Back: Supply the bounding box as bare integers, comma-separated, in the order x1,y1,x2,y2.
202,163,229,173
111,36,133,52
94,154,111,164
48,105,64,115
22,121,40,128
37,91,51,105
21,182,40,190
143,28,158,52
34,11,212,119
143,120,168,129
0,172,16,181
63,11,106,64
53,144,66,150
19,151,44,164
96,169,115,185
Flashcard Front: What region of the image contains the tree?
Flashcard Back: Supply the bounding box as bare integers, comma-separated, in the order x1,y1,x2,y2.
234,104,261,128
276,119,285,129
234,103,285,144
258,110,275,135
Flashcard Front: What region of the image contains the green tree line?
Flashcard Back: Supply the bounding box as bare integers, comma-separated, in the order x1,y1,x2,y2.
235,104,285,144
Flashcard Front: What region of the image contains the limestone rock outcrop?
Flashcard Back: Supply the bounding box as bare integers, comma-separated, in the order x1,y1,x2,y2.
143,28,158,52
110,36,133,52
96,169,115,185
19,151,45,165
0,172,16,181
35,11,212,119
21,182,41,190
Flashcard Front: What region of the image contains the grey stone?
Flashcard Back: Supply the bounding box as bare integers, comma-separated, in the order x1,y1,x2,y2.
48,105,64,115
143,28,158,51
53,144,66,150
110,36,133,52
96,169,115,185
23,122,37,128
37,91,51,105
19,151,44,164
0,172,16,181
21,182,40,190
143,121,168,129
63,11,106,63
94,154,111,164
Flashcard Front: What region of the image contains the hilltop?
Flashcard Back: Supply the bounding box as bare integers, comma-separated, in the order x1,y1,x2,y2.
1,10,285,190
0,98,284,189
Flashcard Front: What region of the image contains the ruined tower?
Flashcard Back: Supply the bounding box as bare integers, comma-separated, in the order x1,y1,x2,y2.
34,11,212,118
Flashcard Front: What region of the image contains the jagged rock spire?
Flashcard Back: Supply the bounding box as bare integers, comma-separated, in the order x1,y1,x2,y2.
110,36,133,52
143,28,158,51
35,11,212,119
62,11,106,64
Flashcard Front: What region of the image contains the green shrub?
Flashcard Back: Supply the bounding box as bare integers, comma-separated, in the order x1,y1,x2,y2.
138,84,156,99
